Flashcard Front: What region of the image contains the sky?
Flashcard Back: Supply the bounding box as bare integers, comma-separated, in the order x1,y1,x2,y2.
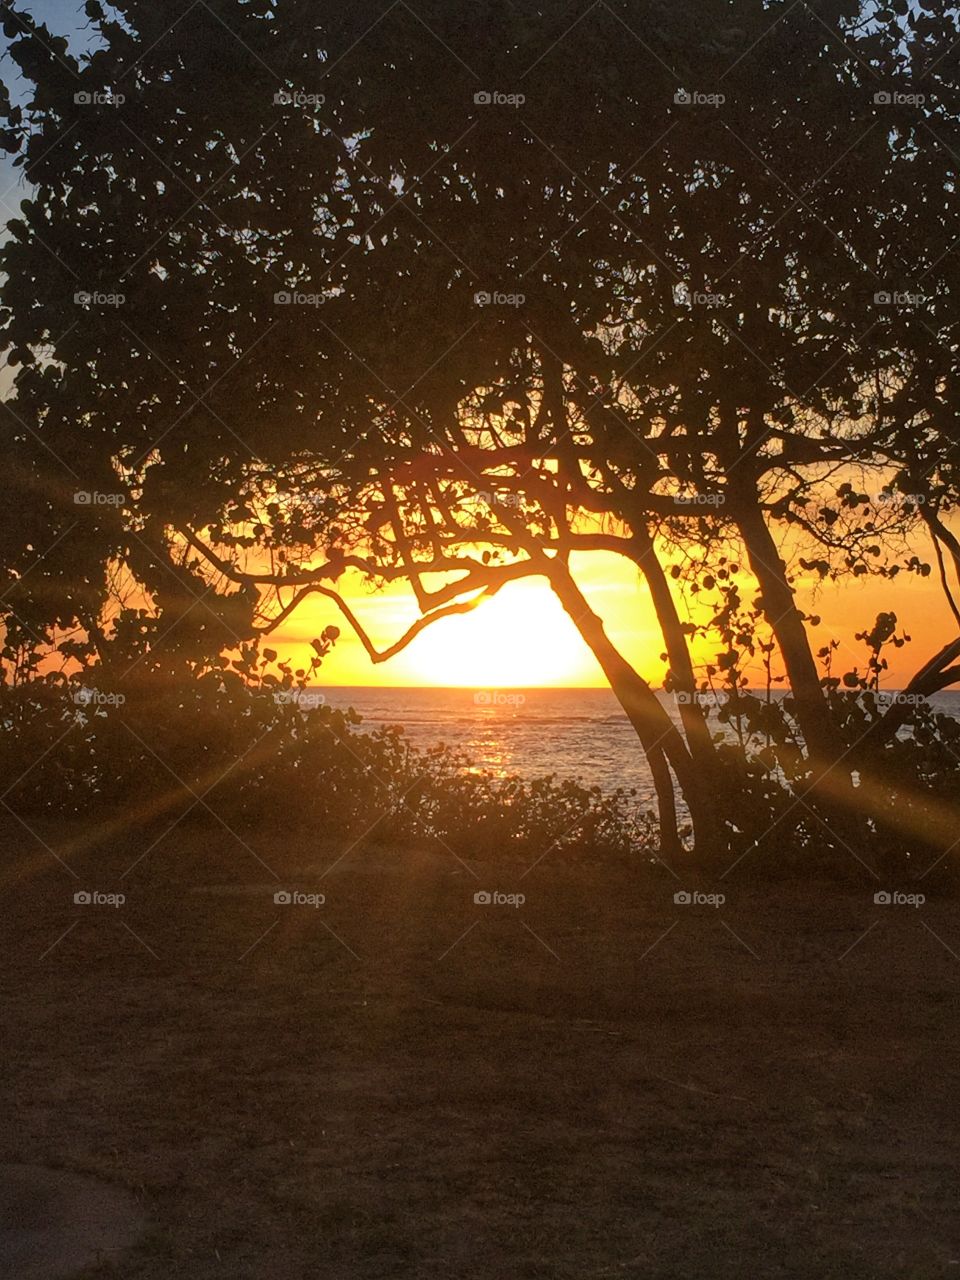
3,0,88,48
275,554,956,689
1,2,955,689
0,1,93,191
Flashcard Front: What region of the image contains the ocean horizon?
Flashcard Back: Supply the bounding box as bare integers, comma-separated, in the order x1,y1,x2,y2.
311,685,960,805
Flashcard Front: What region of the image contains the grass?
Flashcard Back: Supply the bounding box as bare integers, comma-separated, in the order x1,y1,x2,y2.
2,814,959,1278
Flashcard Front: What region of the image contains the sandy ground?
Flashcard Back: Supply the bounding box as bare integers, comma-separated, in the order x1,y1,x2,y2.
0,1163,144,1279
2,816,959,1279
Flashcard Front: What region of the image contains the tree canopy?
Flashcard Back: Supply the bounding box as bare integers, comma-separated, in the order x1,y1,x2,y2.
3,0,960,858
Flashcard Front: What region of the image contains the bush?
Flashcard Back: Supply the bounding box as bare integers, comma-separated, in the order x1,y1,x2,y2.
0,672,645,865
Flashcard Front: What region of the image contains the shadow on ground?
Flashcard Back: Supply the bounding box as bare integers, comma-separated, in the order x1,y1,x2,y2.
2,818,958,1278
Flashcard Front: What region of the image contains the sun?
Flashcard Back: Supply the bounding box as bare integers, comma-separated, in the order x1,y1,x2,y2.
279,553,665,687
404,579,596,687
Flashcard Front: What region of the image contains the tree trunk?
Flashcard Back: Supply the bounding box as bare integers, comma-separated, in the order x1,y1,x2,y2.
548,561,708,857
629,527,723,847
732,498,840,770
630,532,719,761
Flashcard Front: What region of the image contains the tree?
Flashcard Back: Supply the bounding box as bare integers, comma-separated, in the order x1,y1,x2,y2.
2,0,959,860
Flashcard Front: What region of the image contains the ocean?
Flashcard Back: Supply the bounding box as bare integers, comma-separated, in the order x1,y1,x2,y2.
322,686,646,795
317,686,960,808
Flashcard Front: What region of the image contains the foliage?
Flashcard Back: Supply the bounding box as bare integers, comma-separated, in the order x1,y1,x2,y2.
1,1,959,860
2,609,958,879
0,666,646,865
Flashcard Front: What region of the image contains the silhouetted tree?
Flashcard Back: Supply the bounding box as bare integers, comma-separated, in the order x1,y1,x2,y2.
2,0,959,857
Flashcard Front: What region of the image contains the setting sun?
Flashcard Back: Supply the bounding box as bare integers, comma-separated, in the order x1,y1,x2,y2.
273,554,680,688
405,582,590,687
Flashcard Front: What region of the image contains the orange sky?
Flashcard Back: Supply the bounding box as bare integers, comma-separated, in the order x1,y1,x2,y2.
271,550,957,689
0,321,951,691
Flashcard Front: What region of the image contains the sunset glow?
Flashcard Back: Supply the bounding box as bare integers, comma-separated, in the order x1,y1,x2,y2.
273,552,960,690
398,583,594,688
